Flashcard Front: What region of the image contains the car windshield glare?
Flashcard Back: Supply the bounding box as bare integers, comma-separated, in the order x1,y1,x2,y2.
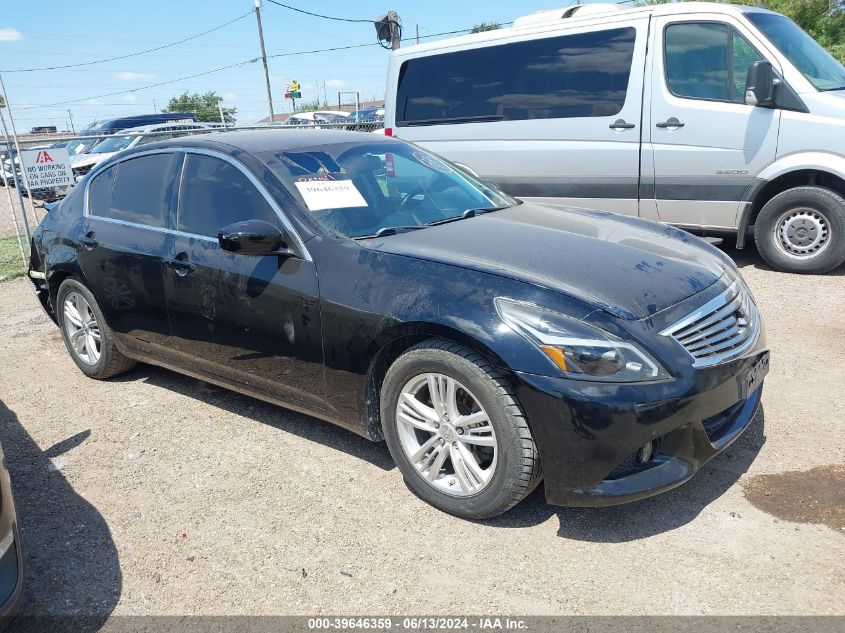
265,141,515,238
747,13,845,91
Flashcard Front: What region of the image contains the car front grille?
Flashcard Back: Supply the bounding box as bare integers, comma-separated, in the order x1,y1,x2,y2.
660,278,760,367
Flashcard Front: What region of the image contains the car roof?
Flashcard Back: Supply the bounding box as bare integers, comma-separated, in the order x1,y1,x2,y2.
113,121,214,134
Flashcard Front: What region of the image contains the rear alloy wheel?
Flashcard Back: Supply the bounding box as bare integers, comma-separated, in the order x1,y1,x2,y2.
381,340,541,519
754,186,845,274
57,278,136,379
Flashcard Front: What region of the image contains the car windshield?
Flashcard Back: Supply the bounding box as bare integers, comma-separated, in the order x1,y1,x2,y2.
91,135,134,153
747,13,845,91
65,138,98,155
265,141,517,238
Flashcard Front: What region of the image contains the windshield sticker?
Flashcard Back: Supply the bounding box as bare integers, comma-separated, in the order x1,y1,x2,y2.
412,151,452,173
294,178,368,211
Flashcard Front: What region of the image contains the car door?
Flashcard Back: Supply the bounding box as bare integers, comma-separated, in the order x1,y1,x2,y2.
161,150,325,412
75,152,179,352
391,17,649,216
646,14,781,230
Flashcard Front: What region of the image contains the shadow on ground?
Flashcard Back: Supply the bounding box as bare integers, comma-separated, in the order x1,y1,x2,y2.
113,364,396,472
115,361,766,542
0,398,121,631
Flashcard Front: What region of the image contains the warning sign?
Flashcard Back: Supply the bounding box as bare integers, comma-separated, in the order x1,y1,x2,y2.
21,147,74,189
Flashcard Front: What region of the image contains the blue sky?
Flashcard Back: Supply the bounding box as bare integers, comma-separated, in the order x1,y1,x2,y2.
0,0,609,129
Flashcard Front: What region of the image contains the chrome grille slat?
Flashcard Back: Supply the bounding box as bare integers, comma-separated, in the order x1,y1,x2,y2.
660,279,760,368
677,314,739,345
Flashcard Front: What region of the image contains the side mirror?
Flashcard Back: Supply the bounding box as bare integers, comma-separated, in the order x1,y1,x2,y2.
218,219,288,256
745,60,778,107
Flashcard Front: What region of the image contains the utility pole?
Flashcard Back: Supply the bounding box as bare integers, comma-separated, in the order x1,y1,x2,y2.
416,24,420,45
218,101,227,129
254,0,275,122
388,10,400,50
67,109,76,134
152,97,157,112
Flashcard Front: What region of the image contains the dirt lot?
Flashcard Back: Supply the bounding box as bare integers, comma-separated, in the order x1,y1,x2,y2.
0,245,843,620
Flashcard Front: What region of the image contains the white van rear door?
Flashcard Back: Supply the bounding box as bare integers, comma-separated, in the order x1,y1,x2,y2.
647,12,781,230
390,17,650,216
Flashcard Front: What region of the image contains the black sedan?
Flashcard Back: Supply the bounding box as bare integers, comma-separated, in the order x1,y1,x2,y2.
28,130,768,519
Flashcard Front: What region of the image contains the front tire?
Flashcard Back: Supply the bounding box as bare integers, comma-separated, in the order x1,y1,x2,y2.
381,340,541,520
754,186,845,274
56,278,136,379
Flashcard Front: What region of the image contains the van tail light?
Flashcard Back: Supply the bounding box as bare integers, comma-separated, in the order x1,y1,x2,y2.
384,127,393,137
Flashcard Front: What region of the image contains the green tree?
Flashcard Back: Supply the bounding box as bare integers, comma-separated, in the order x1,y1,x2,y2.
0,95,5,109
470,22,501,33
162,90,236,125
636,0,845,63
293,98,330,113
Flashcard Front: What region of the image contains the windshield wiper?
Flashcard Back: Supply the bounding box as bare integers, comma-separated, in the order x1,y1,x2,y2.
426,206,510,227
354,226,428,239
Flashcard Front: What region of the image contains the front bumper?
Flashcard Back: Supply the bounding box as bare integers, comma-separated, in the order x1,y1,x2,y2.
515,348,769,507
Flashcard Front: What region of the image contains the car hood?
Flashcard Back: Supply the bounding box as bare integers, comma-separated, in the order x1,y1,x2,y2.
71,153,113,169
362,203,728,320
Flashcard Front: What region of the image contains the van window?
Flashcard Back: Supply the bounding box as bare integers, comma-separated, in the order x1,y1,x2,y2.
665,22,763,103
396,27,636,126
107,154,177,227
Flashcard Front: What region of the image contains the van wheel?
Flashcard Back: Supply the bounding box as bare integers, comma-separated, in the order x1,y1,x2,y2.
380,339,541,520
754,186,845,274
57,278,136,379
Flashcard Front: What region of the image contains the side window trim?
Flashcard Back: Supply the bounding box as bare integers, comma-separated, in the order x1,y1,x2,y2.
84,147,312,262
662,19,767,105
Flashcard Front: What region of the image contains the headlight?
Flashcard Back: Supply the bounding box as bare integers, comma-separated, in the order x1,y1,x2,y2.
495,298,669,382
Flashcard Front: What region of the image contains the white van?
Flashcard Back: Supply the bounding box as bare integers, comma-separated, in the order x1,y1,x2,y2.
384,3,845,274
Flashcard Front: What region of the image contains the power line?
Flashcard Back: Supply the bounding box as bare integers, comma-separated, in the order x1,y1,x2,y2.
1,10,254,73
264,0,373,24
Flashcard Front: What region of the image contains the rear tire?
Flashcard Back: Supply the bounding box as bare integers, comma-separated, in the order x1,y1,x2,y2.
381,339,541,520
56,278,136,379
753,186,845,274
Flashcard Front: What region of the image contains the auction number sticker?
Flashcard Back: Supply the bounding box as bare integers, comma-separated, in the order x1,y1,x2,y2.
295,176,368,211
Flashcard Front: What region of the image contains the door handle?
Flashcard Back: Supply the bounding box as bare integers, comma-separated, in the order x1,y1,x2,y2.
79,233,98,250
165,257,196,276
609,119,636,131
656,117,685,129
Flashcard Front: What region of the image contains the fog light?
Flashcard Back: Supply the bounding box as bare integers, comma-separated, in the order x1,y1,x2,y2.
635,440,654,464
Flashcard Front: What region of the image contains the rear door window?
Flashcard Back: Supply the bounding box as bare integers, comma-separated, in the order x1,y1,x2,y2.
87,165,116,217
396,27,636,126
106,154,178,227
177,153,279,238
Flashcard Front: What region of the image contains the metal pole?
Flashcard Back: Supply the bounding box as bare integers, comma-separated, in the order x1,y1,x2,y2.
416,23,420,45
254,0,275,122
0,105,31,244
218,102,227,129
0,73,41,225
0,136,27,266
67,109,76,134
389,10,400,50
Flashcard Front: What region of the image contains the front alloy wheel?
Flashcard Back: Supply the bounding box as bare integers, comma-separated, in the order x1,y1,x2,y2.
396,373,497,497
381,339,541,519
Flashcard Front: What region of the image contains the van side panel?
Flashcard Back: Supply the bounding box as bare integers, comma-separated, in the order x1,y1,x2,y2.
389,17,651,217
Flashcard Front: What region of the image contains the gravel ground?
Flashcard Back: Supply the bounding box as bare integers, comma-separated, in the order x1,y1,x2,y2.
0,245,843,620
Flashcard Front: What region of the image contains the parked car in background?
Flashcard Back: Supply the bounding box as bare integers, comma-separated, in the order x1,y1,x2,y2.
346,107,385,132
70,122,217,180
280,111,349,128
29,130,767,519
80,112,196,136
0,441,23,618
385,2,845,274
